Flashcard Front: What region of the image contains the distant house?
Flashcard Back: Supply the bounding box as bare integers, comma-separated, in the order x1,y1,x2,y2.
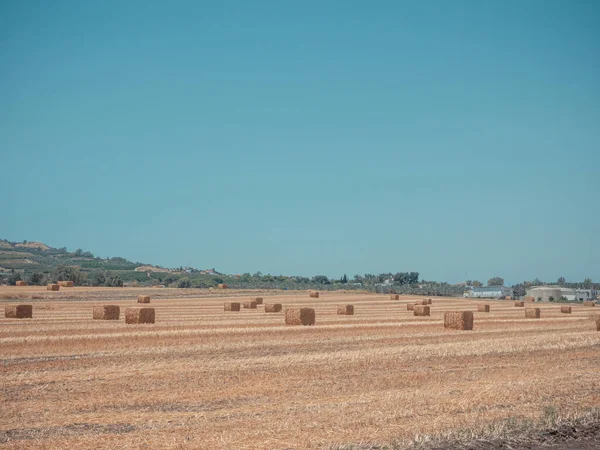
464,286,512,298
526,286,594,302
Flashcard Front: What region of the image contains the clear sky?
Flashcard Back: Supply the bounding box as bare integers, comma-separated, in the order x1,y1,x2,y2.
1,1,599,284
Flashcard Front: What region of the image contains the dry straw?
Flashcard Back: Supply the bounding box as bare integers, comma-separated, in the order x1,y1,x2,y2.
524,296,536,302
413,305,430,316
444,311,473,330
560,305,571,314
309,291,320,298
505,296,512,300
5,304,33,319
47,284,60,291
514,301,524,307
416,300,429,305
477,304,490,312
264,303,282,313
93,305,120,320
15,281,27,286
407,303,415,311
583,301,596,307
125,307,155,324
595,315,600,331
252,297,264,305
285,307,315,325
218,283,228,289
244,301,257,309
337,305,354,315
427,298,432,305
224,302,241,311
390,294,400,300
137,295,151,304
58,281,74,287
525,308,541,319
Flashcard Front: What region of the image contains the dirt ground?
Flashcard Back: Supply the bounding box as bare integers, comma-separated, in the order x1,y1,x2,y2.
1,286,599,449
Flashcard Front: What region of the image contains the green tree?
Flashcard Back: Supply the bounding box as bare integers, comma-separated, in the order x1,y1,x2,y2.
105,274,123,287
92,271,107,286
583,278,593,289
28,273,45,286
472,280,483,287
340,274,348,284
177,277,191,288
7,271,23,286
487,277,504,286
557,277,566,286
51,265,86,286
312,275,330,285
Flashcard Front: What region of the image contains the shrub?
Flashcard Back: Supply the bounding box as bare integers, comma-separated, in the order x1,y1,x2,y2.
177,277,191,288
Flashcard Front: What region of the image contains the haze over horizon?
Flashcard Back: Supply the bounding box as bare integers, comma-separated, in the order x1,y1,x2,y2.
2,1,599,284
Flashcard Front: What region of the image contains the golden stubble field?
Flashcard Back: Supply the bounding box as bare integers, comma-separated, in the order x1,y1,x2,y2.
1,286,599,449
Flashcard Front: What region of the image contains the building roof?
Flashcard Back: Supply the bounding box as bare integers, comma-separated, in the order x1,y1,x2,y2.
469,286,506,292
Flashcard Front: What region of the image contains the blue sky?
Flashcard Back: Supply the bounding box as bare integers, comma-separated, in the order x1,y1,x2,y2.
1,1,598,284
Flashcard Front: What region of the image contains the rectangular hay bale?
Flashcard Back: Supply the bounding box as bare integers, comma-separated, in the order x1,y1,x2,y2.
137,295,151,303
125,307,155,324
416,300,428,305
514,301,524,307
224,302,241,311
264,303,282,313
285,307,315,325
244,301,257,309
583,301,596,307
477,304,490,312
15,281,27,286
524,296,536,302
390,294,400,300
5,304,33,319
58,281,74,287
407,303,414,311
525,308,541,319
560,305,571,314
427,298,432,305
413,305,430,316
218,283,228,289
47,284,60,291
309,291,320,298
337,305,354,315
596,315,600,331
93,305,120,320
444,311,474,330
252,297,263,305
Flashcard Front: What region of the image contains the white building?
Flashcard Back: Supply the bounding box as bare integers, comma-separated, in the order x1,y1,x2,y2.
526,286,594,302
464,286,512,298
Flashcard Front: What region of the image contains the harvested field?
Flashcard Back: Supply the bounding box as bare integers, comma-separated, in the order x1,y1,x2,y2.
1,286,599,450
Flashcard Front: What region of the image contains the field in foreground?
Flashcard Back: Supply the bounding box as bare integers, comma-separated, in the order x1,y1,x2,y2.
1,287,599,449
